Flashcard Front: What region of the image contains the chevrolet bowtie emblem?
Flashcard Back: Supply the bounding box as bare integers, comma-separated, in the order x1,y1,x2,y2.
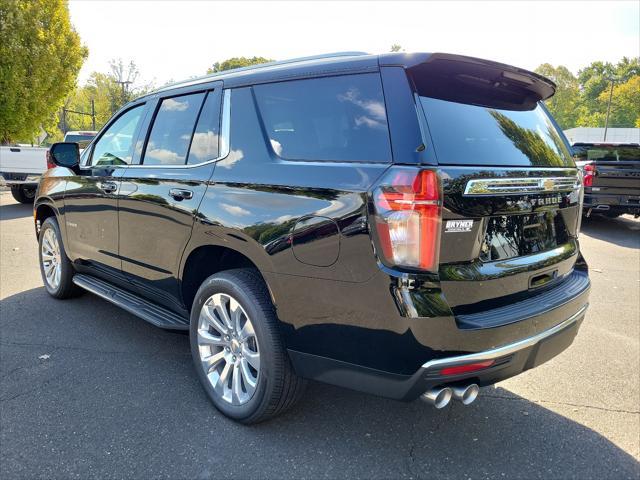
463,177,578,196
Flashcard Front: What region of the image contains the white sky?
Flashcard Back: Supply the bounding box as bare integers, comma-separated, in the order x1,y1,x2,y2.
69,0,639,87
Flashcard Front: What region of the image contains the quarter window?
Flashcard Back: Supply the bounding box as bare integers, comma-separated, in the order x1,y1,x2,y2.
91,105,144,166
253,74,392,163
143,92,205,166
187,89,222,164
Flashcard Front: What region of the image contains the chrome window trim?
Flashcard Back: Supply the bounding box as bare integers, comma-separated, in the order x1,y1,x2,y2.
421,304,588,371
125,89,231,170
463,176,579,196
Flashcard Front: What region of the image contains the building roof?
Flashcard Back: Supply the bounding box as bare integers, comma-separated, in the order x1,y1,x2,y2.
564,127,640,144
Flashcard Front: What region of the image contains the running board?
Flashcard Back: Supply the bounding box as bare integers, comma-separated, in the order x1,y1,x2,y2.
72,274,190,330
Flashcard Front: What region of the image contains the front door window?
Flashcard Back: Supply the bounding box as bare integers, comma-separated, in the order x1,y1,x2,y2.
91,105,144,166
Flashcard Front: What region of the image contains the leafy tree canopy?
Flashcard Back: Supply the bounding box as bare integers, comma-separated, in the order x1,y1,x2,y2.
534,63,580,128
0,0,87,144
207,56,273,74
536,57,640,130
53,60,152,142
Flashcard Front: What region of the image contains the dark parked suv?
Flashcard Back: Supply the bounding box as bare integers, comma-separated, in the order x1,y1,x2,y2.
36,52,590,423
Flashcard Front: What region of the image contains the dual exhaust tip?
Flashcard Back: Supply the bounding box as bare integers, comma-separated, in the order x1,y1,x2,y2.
421,384,479,409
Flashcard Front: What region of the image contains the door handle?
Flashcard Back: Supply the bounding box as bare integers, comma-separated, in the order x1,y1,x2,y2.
169,188,193,201
98,181,118,193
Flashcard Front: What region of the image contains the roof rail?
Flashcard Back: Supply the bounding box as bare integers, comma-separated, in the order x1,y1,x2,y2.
157,51,370,92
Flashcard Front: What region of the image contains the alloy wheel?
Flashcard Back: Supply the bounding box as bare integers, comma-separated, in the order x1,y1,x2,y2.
197,293,260,405
41,228,62,290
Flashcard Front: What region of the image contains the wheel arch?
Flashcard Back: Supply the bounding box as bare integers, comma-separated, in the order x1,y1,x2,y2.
180,243,279,313
34,200,60,236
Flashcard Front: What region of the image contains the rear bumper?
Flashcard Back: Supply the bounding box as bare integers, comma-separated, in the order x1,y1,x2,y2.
584,192,640,214
418,304,586,389
289,301,588,401
0,173,41,186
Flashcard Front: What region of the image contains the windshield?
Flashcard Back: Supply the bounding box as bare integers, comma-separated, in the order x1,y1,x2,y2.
420,97,574,167
572,145,639,162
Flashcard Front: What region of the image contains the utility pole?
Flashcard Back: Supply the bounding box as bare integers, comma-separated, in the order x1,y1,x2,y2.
91,99,96,130
110,59,138,105
63,107,97,131
115,80,132,103
603,77,616,142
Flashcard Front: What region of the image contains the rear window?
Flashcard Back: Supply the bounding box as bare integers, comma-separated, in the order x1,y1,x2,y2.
572,145,639,162
254,73,392,163
420,97,574,167
64,134,95,148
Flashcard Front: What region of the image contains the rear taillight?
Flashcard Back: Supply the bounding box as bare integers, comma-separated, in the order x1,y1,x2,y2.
583,163,595,187
371,168,442,271
46,150,55,170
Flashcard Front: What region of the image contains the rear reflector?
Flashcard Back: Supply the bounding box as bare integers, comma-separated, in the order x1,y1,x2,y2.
371,168,442,271
439,360,495,376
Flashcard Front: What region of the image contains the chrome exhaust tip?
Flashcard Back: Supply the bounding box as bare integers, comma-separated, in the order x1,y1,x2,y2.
420,387,453,409
451,384,480,405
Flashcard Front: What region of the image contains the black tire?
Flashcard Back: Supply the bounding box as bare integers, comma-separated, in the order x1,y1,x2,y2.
190,268,306,424
38,217,81,299
10,185,36,204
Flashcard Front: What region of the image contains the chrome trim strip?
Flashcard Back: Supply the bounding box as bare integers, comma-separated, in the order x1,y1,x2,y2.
218,89,231,160
125,89,231,170
421,304,588,371
464,176,578,196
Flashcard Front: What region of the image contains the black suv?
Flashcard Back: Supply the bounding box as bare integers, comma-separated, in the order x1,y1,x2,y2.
36,52,590,423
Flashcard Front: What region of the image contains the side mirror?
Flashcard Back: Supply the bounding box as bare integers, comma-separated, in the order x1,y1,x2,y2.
48,142,80,169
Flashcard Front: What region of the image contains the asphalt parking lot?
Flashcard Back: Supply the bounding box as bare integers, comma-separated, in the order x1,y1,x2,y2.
1,191,638,479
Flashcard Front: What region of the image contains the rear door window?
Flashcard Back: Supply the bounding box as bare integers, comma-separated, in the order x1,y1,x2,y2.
254,73,392,163
420,96,574,167
143,92,205,166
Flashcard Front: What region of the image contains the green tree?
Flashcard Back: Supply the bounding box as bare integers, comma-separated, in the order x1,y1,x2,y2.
54,72,121,138
577,61,615,107
613,56,640,81
597,75,640,128
390,44,403,52
207,56,273,74
53,60,152,140
537,58,639,129
535,63,579,129
575,57,640,127
0,0,87,144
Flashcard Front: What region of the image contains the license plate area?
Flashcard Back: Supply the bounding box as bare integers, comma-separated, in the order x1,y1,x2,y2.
480,211,568,262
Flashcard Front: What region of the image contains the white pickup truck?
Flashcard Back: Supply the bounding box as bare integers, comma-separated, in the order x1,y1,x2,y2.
0,131,96,203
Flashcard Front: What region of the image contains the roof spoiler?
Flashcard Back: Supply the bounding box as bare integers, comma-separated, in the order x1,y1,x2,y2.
383,53,556,111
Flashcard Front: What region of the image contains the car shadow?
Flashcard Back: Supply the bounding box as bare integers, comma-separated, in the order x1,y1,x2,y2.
581,214,640,249
0,199,34,221
1,287,638,479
